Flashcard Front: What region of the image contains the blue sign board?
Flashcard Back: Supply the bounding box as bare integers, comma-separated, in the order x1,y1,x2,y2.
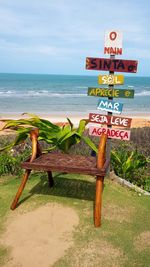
97,99,123,114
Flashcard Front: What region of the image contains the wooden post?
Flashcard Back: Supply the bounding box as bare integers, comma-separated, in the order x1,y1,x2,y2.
11,170,31,210
107,54,115,175
47,171,54,187
10,128,39,210
94,133,107,227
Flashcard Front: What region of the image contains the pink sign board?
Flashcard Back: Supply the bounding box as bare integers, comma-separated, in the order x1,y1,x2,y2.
89,126,131,141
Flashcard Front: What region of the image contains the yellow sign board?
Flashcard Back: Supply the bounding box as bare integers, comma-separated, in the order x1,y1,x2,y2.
98,74,124,85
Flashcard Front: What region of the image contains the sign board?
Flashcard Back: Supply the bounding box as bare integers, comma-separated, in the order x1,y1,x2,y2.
89,113,132,128
88,87,134,98
104,30,123,55
98,74,124,85
89,126,131,141
97,99,123,114
86,57,138,73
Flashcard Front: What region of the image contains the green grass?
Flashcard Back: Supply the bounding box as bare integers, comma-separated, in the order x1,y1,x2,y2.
0,173,150,267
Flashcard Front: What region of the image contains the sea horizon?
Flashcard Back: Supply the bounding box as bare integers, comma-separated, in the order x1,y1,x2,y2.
0,72,150,78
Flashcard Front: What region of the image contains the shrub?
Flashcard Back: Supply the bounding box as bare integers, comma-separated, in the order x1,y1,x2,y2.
0,147,30,176
0,114,97,154
111,144,150,191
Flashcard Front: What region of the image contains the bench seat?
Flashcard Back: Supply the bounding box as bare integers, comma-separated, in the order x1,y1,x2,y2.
22,153,108,176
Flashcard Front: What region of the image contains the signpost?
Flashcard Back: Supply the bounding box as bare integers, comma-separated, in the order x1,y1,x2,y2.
97,99,123,114
98,74,124,85
85,29,138,227
88,87,134,98
85,30,138,163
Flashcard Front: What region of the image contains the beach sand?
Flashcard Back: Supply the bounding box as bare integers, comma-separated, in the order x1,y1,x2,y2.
0,114,150,135
0,113,150,132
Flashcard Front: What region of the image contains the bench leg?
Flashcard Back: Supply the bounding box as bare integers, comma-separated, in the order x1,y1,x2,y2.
10,170,31,210
47,171,54,187
94,176,104,227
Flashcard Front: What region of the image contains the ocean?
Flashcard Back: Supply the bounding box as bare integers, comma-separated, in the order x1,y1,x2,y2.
0,73,150,118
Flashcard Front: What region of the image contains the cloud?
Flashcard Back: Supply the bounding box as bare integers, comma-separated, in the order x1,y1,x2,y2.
0,0,150,74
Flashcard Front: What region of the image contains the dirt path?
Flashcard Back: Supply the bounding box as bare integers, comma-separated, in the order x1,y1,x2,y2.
1,203,79,267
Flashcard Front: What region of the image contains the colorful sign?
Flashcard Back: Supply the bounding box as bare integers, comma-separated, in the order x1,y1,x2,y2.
97,99,123,114
104,30,123,55
86,57,138,73
89,113,132,128
89,126,131,141
88,87,134,98
98,74,124,85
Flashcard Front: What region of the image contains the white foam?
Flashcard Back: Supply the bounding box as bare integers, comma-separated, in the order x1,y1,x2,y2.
135,90,150,96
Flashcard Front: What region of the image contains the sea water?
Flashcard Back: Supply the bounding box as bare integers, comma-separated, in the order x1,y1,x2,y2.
0,73,150,117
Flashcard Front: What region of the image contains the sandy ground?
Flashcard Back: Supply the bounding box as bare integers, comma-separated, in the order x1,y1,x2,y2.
0,114,150,135
1,203,79,267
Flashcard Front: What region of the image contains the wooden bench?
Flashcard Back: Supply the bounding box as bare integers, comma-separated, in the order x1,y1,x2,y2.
10,128,109,227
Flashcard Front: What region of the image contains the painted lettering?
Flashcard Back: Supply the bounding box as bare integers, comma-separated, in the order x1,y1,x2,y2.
107,90,113,97
102,76,107,84
91,58,97,69
89,88,96,96
110,31,117,40
114,77,121,84
104,47,122,55
116,130,119,137
98,75,124,85
124,131,129,139
92,127,98,135
88,87,134,99
104,60,111,69
128,65,134,72
89,126,131,141
89,113,132,128
104,47,110,54
117,60,125,70
97,100,123,114
114,102,119,110
86,57,138,73
95,88,101,95
113,59,119,69
100,100,108,108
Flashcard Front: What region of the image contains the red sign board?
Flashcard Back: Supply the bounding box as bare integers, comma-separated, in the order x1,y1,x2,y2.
86,57,138,73
89,126,131,141
89,113,132,128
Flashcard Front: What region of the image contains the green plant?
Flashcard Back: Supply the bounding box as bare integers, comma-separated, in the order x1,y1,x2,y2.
0,114,97,154
0,152,16,175
111,146,149,188
0,147,30,176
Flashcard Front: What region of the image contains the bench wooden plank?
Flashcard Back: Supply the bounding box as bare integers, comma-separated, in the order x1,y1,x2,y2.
21,153,107,176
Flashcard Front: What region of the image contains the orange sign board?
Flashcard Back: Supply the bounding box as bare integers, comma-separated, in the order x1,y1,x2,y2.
98,74,124,85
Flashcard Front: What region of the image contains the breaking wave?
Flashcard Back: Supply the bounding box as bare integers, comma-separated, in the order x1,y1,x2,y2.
135,90,150,96
0,90,86,98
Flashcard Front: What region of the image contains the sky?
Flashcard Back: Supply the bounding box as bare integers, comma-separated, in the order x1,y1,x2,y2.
0,0,150,76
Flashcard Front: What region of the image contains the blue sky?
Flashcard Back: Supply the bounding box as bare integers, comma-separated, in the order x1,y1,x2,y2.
0,0,149,76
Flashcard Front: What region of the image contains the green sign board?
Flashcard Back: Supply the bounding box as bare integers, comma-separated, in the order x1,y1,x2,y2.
88,87,134,98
